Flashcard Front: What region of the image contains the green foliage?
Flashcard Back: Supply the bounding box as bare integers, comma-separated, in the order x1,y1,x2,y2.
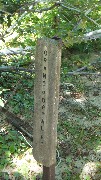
0,1,101,179
0,0,101,48
0,172,9,180
0,128,28,170
1,71,34,119
13,172,25,179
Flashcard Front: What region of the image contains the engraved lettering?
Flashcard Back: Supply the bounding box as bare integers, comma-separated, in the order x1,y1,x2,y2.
41,119,44,124
44,58,47,62
44,50,47,56
41,135,43,139
42,98,45,103
43,73,46,79
41,135,44,143
42,105,45,109
44,66,46,70
40,47,48,144
43,81,45,86
41,126,44,131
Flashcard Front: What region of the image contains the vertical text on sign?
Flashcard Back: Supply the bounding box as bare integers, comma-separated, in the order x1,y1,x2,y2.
41,46,48,144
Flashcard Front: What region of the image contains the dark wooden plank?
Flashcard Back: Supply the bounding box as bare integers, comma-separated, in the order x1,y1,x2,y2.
43,164,55,180
0,106,33,141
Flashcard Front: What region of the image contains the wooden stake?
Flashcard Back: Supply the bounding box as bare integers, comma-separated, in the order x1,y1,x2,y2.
33,38,62,167
33,38,62,180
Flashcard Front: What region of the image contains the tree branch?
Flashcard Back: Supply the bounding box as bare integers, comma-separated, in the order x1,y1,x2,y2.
61,3,100,27
0,66,34,72
1,2,60,40
83,29,101,40
72,60,100,73
2,3,36,38
65,72,101,76
1,1,100,42
0,106,33,141
85,15,100,27
34,2,61,13
0,28,101,57
0,10,12,15
4,11,28,36
61,4,80,12
0,29,101,57
65,29,101,46
0,46,34,55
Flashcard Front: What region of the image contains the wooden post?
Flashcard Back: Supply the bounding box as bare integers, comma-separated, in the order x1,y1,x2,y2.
33,38,62,179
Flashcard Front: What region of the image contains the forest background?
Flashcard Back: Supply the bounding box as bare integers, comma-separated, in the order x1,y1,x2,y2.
0,0,101,179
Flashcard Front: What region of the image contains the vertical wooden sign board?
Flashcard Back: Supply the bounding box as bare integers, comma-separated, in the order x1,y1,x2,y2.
33,38,62,178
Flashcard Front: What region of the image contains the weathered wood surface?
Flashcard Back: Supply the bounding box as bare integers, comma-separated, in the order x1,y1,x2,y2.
33,38,62,167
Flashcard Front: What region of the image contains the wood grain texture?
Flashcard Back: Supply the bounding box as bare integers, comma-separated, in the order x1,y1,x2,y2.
33,38,62,167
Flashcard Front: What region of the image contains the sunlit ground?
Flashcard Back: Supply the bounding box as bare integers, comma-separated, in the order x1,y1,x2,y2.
2,148,42,179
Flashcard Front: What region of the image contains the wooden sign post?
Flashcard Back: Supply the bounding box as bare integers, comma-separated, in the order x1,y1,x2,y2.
33,38,62,179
